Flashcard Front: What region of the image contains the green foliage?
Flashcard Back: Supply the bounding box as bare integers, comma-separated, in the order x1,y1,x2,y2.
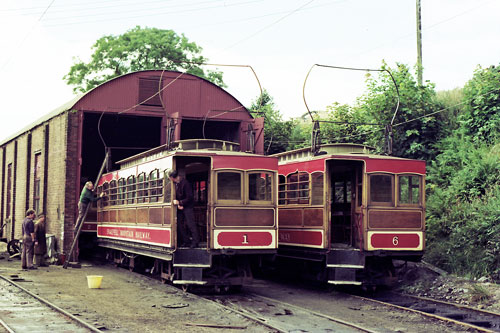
426,139,500,278
434,87,464,132
425,185,500,278
460,65,500,145
319,103,371,145
249,90,294,155
64,26,224,93
357,63,444,160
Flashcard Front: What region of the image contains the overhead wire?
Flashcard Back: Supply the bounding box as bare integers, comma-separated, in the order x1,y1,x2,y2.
103,0,316,152
41,0,267,27
0,0,56,72
319,84,500,145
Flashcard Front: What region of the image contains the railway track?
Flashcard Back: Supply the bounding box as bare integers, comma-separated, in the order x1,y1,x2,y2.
353,291,500,333
0,274,101,333
204,292,377,333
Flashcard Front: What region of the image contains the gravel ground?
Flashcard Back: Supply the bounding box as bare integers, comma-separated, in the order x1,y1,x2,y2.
0,244,270,333
1,243,498,332
396,260,500,314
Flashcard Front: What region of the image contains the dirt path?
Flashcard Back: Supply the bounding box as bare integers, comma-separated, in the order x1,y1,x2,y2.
0,251,269,332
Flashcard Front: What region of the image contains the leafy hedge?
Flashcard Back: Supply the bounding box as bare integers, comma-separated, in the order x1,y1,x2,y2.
425,139,500,279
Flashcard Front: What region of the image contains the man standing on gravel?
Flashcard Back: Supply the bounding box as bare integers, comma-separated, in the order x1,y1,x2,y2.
21,209,37,270
34,214,48,267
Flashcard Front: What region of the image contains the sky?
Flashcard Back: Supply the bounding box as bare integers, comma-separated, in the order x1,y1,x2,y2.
1,0,499,142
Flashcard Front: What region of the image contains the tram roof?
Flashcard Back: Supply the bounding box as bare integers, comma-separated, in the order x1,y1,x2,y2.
273,143,426,175
117,139,274,168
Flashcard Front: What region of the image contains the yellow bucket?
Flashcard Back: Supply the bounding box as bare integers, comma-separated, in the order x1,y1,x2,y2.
87,275,103,289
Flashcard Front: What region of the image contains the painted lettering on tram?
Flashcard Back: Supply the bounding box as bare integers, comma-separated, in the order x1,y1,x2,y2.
106,229,119,236
135,231,151,240
279,232,291,242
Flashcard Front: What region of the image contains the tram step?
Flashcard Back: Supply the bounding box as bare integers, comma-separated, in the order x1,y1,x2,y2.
173,248,211,267
327,266,360,285
326,248,365,268
175,267,205,282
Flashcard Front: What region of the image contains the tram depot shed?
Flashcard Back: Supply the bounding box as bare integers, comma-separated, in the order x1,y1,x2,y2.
0,70,264,257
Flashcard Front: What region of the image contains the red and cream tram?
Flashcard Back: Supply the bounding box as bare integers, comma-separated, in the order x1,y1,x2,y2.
96,139,278,290
273,143,426,286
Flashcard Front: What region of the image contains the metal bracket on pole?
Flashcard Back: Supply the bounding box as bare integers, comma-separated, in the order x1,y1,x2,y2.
63,151,109,269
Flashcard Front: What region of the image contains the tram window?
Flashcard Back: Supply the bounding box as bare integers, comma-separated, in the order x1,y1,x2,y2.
102,183,109,207
137,173,146,203
369,174,394,205
249,172,272,202
117,178,125,205
217,172,241,201
127,176,136,204
149,169,163,203
285,172,309,205
287,173,298,204
334,181,351,204
278,175,286,205
110,180,117,205
311,172,324,205
298,173,309,204
164,171,172,203
399,175,421,205
193,180,206,204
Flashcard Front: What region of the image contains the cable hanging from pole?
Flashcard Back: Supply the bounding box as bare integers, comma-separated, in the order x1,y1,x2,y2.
302,63,400,155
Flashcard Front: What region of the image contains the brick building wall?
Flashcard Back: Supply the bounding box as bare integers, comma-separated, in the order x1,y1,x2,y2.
13,135,29,240
63,111,80,253
45,113,71,253
0,112,75,256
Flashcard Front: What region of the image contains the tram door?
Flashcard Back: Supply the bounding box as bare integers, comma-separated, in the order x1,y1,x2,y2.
328,160,363,247
173,156,210,247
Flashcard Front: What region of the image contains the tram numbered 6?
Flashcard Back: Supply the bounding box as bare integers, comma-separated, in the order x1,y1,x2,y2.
272,143,426,287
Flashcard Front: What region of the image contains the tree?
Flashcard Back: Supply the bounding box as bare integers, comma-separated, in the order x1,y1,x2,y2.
249,90,294,155
460,64,500,145
319,102,372,145
357,63,444,160
64,26,224,93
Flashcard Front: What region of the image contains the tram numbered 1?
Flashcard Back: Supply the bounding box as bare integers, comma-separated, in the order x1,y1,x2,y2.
96,139,278,291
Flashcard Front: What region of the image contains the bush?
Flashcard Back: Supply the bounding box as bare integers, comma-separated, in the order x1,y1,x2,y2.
426,152,500,279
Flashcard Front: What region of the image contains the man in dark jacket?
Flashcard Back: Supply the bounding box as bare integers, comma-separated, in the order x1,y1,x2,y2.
75,181,104,228
34,214,48,267
167,169,200,248
21,209,37,269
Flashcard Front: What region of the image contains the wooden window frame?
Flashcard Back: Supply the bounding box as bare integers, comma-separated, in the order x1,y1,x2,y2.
368,173,395,207
247,171,274,205
109,180,118,205
148,169,163,203
398,174,422,206
310,171,324,206
117,178,125,205
126,175,136,204
283,171,310,205
215,170,243,204
137,172,147,203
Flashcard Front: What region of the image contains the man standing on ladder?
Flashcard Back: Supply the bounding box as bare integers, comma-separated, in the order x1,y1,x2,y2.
76,181,104,229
